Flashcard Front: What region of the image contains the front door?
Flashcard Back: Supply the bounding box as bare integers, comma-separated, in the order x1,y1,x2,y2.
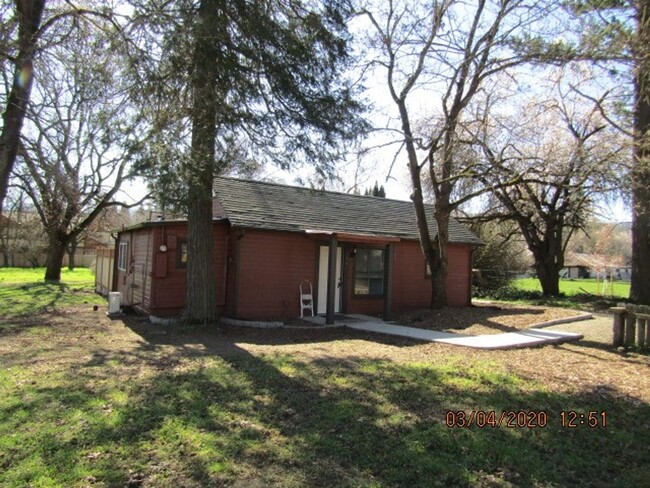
317,246,342,314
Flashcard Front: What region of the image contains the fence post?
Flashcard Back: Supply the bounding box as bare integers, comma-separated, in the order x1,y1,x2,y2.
611,307,626,347
636,314,649,350
623,304,637,347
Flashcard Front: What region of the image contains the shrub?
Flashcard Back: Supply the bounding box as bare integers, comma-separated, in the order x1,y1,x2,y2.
473,285,549,301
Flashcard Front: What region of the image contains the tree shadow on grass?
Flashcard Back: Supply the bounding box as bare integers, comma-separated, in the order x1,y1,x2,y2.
552,344,650,369
119,313,426,349
2,323,649,487
0,282,68,324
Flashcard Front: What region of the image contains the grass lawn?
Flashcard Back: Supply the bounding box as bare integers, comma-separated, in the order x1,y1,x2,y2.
476,278,632,312
514,278,630,299
0,273,649,487
0,267,99,319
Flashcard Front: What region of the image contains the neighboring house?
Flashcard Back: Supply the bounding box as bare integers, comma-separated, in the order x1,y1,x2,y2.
613,266,632,281
562,264,591,279
562,252,630,281
113,177,482,323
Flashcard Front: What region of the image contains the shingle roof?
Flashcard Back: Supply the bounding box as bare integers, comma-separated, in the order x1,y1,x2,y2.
213,177,482,245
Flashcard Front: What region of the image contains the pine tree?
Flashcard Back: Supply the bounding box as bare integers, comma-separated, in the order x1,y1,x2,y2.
129,0,366,323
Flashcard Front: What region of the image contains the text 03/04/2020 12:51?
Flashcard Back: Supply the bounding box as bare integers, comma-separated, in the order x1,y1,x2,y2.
444,410,608,429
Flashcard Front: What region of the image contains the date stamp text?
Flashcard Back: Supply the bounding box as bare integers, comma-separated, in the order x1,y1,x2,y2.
445,410,608,428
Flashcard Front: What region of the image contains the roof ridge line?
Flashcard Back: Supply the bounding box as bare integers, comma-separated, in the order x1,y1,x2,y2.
213,176,415,205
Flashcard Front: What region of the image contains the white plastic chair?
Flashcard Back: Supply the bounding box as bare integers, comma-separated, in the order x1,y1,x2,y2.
300,280,314,318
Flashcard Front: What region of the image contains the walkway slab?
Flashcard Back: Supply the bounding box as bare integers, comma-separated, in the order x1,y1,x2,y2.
340,314,584,350
431,329,584,349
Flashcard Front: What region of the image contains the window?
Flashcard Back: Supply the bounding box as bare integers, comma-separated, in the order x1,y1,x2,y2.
354,248,385,296
177,239,188,268
117,242,128,271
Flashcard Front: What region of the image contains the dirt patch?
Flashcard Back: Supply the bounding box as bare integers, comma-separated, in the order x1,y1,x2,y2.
394,301,587,335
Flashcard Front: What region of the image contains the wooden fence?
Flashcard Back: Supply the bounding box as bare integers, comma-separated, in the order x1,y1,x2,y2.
2,247,97,268
95,247,114,297
611,303,650,349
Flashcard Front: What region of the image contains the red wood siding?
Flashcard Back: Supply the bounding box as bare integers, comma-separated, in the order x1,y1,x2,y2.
445,244,472,306
234,229,316,320
116,222,473,320
115,228,154,314
115,222,230,317
149,222,230,317
392,240,431,312
342,241,471,316
149,224,187,316
392,241,471,309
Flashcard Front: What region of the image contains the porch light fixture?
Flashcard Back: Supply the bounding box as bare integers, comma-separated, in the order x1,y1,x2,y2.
350,245,357,258
159,245,168,253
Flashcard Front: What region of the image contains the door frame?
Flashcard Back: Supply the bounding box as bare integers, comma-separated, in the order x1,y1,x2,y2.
316,244,344,315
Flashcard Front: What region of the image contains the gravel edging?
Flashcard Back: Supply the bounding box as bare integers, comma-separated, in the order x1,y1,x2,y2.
220,317,342,329
221,317,284,328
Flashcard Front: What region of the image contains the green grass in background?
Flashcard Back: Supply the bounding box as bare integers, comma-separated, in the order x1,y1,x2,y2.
0,267,94,285
0,267,99,318
514,277,630,298
477,277,630,311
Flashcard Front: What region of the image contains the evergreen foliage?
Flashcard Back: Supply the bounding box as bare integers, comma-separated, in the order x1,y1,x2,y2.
127,0,367,323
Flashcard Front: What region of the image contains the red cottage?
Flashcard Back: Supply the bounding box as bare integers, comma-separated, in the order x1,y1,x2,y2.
113,177,481,323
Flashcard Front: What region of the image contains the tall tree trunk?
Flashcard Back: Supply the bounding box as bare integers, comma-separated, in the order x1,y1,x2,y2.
67,240,77,270
0,0,46,216
0,233,8,266
429,212,450,308
515,217,564,297
44,230,67,282
397,99,449,309
534,259,561,296
181,0,219,324
428,244,447,308
630,0,650,305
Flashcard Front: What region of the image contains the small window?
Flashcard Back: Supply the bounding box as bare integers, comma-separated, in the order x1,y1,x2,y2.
117,242,128,271
354,248,385,296
177,239,188,268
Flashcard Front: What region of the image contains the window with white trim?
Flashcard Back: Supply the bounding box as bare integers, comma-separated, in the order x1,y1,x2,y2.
117,242,128,271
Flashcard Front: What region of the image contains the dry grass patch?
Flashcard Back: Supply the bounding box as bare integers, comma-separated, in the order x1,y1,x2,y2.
395,301,588,335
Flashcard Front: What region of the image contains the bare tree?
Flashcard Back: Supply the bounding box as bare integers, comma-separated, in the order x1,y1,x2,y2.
14,20,145,281
0,188,26,266
0,0,46,217
475,88,628,295
360,0,551,307
0,0,118,217
525,0,650,303
64,207,119,270
468,218,530,292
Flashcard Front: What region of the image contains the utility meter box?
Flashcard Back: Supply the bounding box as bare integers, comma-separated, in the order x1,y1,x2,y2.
108,292,122,314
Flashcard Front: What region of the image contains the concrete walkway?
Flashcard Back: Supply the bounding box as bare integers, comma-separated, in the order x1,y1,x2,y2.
305,314,585,350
